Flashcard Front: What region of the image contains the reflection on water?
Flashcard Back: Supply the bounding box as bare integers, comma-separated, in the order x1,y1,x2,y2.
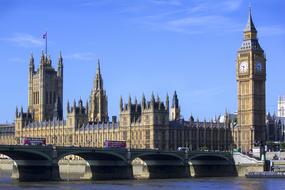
0,172,285,190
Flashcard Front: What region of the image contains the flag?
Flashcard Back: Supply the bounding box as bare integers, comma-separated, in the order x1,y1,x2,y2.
43,32,47,39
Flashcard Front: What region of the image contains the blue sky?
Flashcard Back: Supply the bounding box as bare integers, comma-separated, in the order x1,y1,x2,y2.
0,0,285,123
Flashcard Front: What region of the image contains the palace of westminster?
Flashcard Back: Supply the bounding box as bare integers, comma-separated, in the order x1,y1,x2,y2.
0,10,284,153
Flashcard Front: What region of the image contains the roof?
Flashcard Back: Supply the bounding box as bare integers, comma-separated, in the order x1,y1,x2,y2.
244,9,257,32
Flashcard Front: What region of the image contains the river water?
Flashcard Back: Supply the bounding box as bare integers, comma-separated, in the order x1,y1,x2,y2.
1,172,285,190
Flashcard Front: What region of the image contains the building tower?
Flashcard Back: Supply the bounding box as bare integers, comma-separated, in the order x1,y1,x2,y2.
28,52,63,121
236,9,266,152
170,91,180,121
88,60,108,123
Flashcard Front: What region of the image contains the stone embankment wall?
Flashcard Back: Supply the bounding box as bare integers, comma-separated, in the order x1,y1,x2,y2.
233,152,264,176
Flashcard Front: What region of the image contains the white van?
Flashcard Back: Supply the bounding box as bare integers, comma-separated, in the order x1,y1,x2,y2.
177,147,189,152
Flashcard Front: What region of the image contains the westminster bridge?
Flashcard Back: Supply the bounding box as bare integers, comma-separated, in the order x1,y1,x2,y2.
0,145,262,181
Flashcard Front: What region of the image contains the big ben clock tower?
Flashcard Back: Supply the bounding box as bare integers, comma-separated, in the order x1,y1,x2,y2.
236,9,266,153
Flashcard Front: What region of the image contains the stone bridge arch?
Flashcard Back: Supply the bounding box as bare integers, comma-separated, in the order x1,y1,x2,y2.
56,149,132,180
0,147,58,182
131,152,189,179
189,153,237,177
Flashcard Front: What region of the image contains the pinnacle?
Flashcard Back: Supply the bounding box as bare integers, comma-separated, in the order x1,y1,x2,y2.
97,59,101,73
244,7,257,32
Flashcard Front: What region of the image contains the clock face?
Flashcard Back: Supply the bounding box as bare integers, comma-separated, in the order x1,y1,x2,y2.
255,62,262,72
239,61,248,73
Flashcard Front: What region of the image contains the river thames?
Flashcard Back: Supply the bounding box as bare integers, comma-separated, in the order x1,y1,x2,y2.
1,173,285,190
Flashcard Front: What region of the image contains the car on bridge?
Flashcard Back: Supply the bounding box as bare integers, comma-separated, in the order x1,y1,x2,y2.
177,147,189,152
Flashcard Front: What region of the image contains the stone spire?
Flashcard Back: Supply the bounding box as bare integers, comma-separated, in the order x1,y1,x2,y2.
172,91,179,108
243,7,257,40
88,59,108,123
29,53,34,69
142,93,146,109
40,50,45,65
166,93,169,111
94,59,103,90
67,100,70,113
57,52,63,78
47,55,52,65
244,7,257,33
120,96,123,111
128,95,132,110
170,91,180,121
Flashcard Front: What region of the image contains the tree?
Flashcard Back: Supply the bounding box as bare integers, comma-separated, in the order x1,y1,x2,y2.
280,142,285,151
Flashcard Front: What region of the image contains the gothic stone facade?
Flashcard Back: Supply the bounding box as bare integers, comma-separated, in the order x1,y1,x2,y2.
0,54,232,150
1,10,265,152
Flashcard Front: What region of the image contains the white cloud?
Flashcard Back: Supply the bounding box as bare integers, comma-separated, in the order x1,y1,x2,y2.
259,25,285,36
1,33,44,47
122,0,243,34
221,0,243,11
137,14,242,34
64,52,97,61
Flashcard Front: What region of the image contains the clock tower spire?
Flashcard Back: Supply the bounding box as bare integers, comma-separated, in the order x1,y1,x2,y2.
236,8,266,153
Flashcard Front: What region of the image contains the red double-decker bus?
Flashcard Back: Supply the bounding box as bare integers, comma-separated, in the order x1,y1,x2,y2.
104,140,126,148
20,137,46,146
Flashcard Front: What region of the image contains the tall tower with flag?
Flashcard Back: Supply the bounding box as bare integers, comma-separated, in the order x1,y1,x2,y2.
28,51,63,122
236,8,266,152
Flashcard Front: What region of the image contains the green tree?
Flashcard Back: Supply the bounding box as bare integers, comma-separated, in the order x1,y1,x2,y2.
280,142,285,150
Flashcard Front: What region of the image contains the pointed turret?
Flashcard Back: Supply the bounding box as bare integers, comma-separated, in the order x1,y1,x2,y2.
97,59,101,75
28,53,34,109
88,59,108,123
58,51,63,77
244,8,257,33
47,55,52,65
151,92,155,109
16,106,18,117
85,101,89,114
156,95,160,103
73,99,76,111
29,53,34,71
151,92,155,102
78,98,83,109
243,7,257,40
67,100,70,113
172,91,179,108
170,91,180,121
120,96,123,111
165,93,169,111
94,59,103,90
142,93,146,110
40,51,46,65
128,95,132,110
134,97,138,112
